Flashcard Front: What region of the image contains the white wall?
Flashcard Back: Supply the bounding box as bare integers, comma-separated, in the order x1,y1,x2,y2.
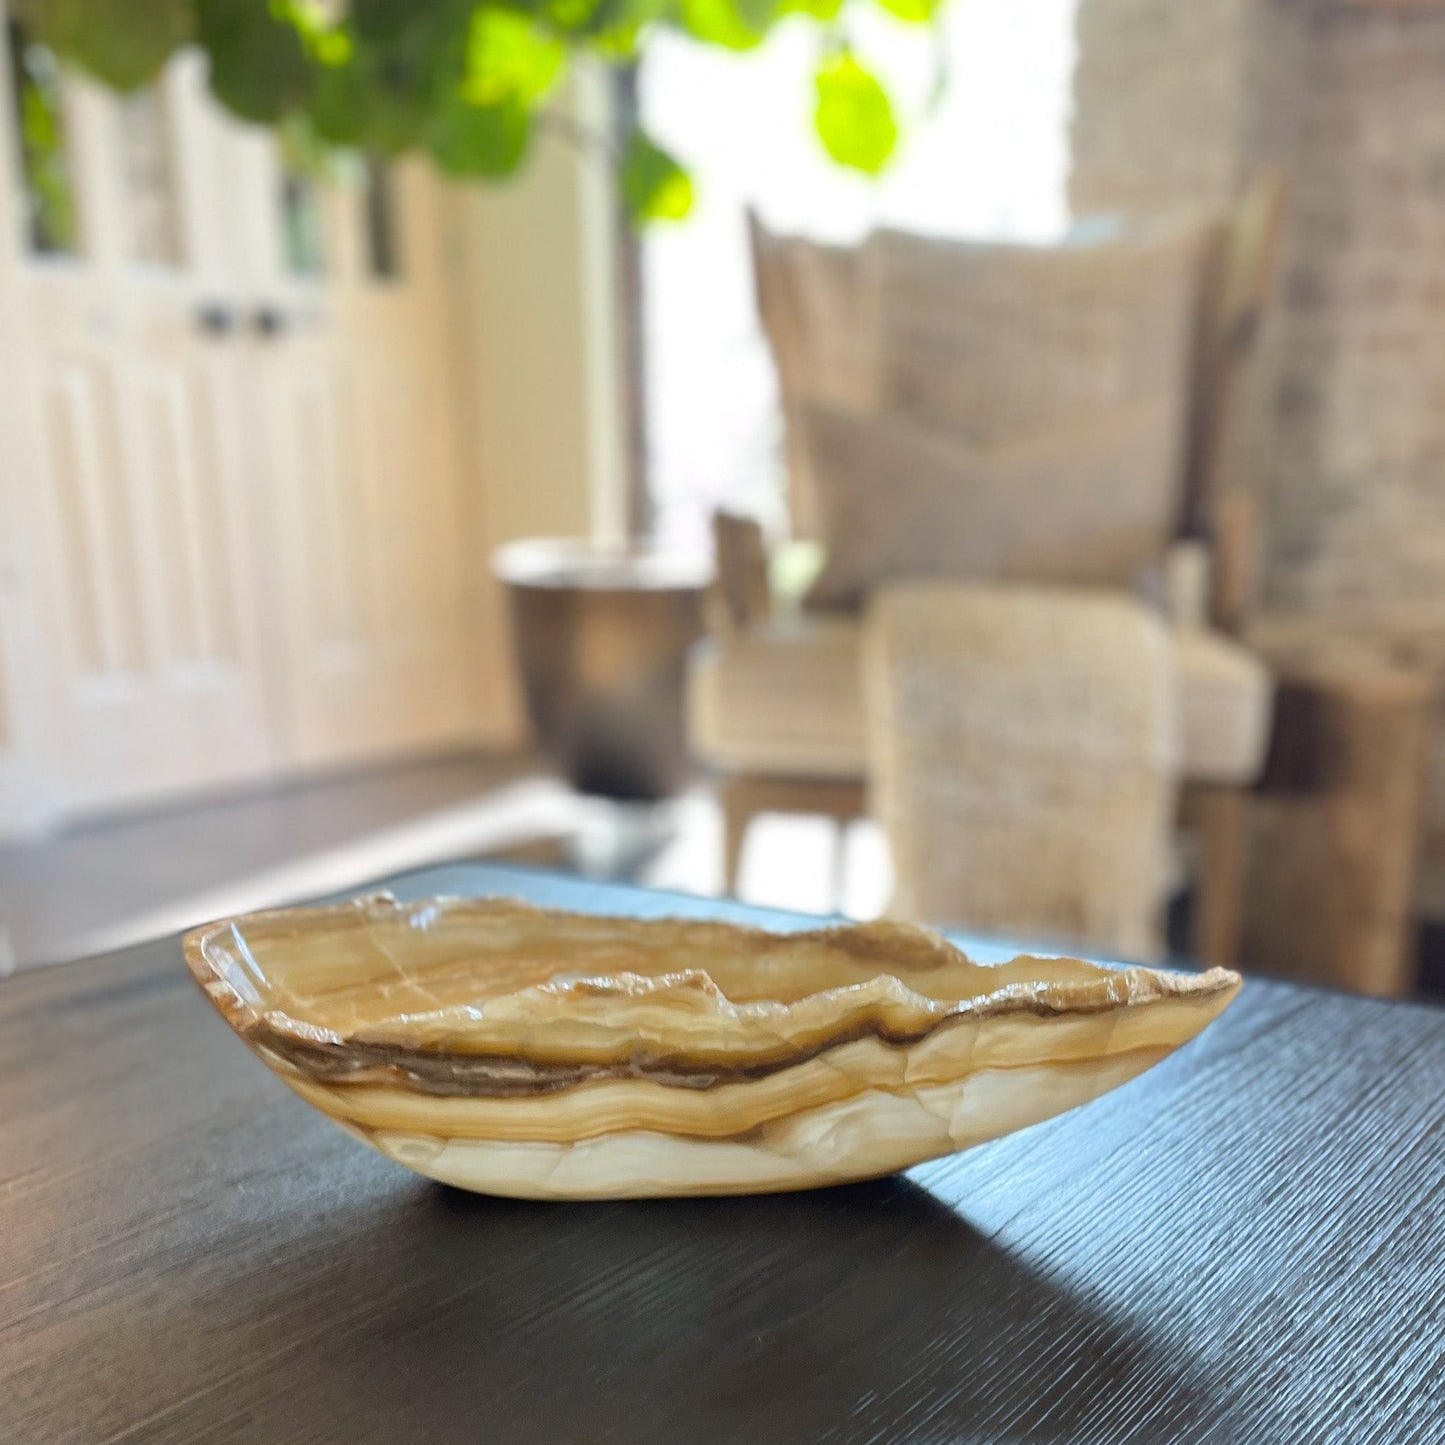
443,65,627,741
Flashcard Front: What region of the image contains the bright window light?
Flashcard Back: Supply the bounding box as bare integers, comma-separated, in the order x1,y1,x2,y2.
640,0,1079,547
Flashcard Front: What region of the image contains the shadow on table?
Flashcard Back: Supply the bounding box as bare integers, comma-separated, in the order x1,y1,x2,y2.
203,1171,1220,1445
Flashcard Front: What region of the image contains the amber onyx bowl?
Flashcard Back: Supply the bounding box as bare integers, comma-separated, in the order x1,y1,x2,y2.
182,894,1240,1200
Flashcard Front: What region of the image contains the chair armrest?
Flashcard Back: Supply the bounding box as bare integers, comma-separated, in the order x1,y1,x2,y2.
710,511,773,635
1162,540,1212,630
1163,491,1259,635
1208,490,1258,636
708,510,827,636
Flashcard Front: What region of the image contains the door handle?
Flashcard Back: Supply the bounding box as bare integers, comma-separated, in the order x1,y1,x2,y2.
252,305,290,338
195,302,237,337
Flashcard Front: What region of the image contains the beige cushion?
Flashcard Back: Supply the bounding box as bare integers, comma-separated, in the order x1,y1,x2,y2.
689,612,1271,786
689,615,868,780
800,400,1182,611
751,222,878,414
1171,627,1275,785
873,220,1212,445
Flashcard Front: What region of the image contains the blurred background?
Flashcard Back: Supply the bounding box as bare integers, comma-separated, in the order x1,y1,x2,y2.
1,0,1442,1003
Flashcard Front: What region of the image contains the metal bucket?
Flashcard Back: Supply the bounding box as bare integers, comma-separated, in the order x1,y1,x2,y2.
494,538,712,801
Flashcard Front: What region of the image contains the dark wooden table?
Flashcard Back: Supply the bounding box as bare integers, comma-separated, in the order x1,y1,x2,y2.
3,864,1442,1444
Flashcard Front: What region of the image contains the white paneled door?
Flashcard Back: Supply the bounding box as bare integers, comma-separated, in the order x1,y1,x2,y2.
234,139,476,771
0,17,478,827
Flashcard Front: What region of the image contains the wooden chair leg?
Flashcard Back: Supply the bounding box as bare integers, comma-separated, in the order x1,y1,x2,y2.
1191,784,1250,969
830,819,851,916
718,774,868,899
720,778,759,896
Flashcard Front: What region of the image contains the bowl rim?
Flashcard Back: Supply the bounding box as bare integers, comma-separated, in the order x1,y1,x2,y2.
182,892,1242,1075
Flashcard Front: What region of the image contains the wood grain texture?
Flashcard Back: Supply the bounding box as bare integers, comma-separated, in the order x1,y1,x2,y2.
2,863,1442,1444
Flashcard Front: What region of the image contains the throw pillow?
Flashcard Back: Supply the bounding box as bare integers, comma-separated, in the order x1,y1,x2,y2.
872,219,1214,447
801,398,1183,612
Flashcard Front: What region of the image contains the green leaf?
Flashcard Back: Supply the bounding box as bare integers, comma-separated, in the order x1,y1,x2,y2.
734,0,781,31
363,93,432,156
306,33,446,156
307,56,369,145
547,0,606,30
429,94,532,178
197,0,313,122
572,0,670,42
592,23,643,58
273,0,353,66
19,0,192,91
26,0,926,195
350,0,422,45
814,53,897,174
465,11,566,107
572,0,671,53
678,0,763,52
875,0,942,21
621,129,694,223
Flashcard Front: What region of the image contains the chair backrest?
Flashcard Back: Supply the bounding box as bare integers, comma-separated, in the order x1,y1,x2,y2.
1184,170,1290,630
748,211,879,538
749,174,1289,626
863,583,1176,959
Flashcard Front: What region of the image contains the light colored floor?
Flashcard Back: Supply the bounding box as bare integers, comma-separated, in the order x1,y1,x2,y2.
9,756,1441,997
639,789,892,918
0,754,568,971
0,754,892,973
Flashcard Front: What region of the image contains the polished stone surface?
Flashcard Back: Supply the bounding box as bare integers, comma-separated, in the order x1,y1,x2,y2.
184,892,1239,1198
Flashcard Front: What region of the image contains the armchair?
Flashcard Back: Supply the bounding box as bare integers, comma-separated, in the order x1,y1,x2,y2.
689,177,1287,966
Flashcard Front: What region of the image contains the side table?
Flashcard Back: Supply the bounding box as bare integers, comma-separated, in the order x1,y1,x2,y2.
1243,622,1436,997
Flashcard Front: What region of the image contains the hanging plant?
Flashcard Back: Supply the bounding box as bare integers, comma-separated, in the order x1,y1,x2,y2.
14,0,939,220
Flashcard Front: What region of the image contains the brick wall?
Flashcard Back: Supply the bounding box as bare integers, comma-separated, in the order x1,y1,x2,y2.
1268,5,1445,621
1071,0,1262,218
1073,0,1445,909
1074,0,1445,623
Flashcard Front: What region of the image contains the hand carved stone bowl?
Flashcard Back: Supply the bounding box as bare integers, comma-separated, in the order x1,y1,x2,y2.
183,894,1241,1200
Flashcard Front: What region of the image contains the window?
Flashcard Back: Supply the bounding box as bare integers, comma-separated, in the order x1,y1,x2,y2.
118,86,183,267
639,0,1079,548
280,166,326,276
